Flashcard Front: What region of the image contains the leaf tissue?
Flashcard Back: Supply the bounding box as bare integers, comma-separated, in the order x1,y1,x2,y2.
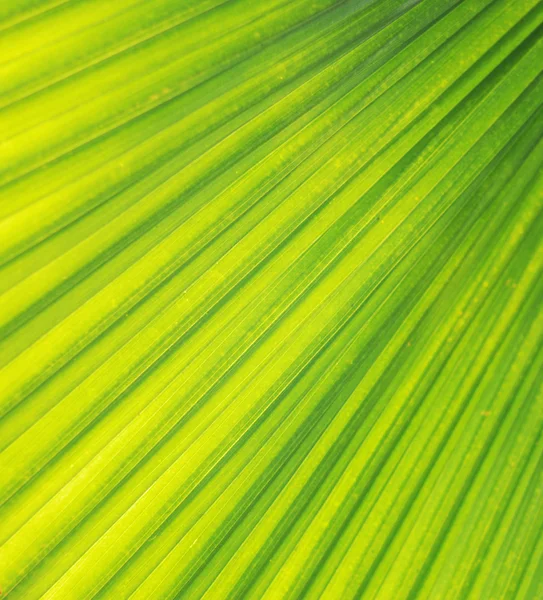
0,0,542,598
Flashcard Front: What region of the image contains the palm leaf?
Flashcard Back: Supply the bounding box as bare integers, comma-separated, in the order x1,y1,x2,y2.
0,0,541,597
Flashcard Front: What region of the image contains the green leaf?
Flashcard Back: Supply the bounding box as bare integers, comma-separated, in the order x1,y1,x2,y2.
0,0,541,598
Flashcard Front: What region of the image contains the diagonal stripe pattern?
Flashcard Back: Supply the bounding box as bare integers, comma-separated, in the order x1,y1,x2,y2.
0,0,542,598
